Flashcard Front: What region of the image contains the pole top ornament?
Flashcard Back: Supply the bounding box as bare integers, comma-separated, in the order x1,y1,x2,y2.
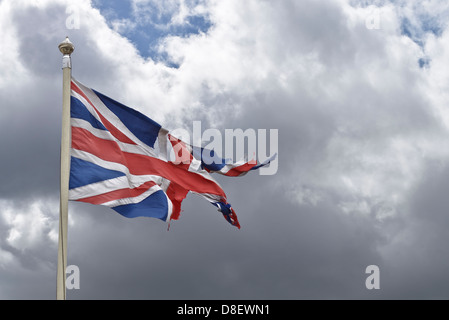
58,36,75,55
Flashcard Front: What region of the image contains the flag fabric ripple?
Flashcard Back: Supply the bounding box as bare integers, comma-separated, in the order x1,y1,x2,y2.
68,78,273,228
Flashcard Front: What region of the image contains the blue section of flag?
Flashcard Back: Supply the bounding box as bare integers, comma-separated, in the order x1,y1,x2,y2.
71,96,107,131
213,201,239,227
93,90,161,148
250,153,278,171
112,189,169,220
192,146,227,171
69,156,125,189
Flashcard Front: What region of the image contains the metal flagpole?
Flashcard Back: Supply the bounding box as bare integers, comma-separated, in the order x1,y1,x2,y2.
57,37,74,300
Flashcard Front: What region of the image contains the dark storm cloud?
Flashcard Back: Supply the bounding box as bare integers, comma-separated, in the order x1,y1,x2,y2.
0,82,61,199
0,3,71,199
377,160,449,299
62,184,384,300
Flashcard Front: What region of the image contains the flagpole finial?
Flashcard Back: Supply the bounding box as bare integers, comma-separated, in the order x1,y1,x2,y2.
58,36,75,56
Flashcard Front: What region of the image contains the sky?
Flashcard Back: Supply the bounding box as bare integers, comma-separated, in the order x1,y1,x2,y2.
1,0,449,300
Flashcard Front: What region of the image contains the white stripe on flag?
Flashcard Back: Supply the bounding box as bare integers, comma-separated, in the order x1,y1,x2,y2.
71,118,158,158
102,184,163,207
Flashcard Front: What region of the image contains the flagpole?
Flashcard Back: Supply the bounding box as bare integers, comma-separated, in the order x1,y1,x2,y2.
57,37,74,300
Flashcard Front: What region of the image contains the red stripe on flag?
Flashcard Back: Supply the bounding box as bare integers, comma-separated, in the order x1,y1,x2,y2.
165,183,189,221
229,207,241,229
71,127,227,199
225,162,258,177
71,81,137,145
168,134,193,170
77,180,157,205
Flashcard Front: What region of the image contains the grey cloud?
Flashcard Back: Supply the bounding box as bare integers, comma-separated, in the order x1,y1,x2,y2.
1,0,449,300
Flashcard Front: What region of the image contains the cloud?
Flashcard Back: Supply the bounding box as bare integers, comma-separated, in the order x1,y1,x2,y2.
130,0,209,27
156,0,443,222
0,198,59,299
1,0,449,299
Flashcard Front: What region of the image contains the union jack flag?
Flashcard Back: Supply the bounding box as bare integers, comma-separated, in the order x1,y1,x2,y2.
68,78,272,228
